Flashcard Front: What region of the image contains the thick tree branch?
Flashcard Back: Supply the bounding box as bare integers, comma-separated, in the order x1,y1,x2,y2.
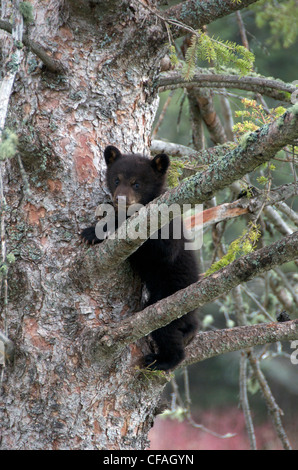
0,19,65,73
96,230,298,350
158,71,295,102
83,105,298,271
183,319,298,367
163,0,259,39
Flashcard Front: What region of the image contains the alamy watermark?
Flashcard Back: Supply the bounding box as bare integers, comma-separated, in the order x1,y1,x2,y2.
290,340,298,365
95,200,203,250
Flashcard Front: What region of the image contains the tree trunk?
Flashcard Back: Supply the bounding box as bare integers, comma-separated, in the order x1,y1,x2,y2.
0,0,168,450
1,0,297,451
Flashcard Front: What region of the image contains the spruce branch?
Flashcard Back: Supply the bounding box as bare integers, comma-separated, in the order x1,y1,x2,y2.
136,0,257,75
182,31,255,79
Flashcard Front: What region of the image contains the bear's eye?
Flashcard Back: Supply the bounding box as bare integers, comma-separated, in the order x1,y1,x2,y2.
132,182,140,189
114,178,120,186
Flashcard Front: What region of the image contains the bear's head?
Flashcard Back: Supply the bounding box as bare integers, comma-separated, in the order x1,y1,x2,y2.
104,145,170,207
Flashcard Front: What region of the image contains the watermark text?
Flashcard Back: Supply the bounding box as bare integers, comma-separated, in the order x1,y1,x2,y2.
290,340,298,365
95,201,203,250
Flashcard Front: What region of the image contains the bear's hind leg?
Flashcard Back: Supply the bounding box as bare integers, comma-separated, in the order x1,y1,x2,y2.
144,320,186,371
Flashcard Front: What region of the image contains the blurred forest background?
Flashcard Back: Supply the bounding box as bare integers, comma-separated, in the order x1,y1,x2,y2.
148,0,298,450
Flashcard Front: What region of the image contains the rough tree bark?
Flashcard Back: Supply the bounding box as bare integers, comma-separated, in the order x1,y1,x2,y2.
0,0,170,451
0,0,297,450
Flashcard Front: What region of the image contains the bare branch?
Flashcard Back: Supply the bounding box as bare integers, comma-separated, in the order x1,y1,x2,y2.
151,139,231,163
158,71,295,102
264,206,294,236
269,276,296,315
188,88,228,145
219,94,235,141
232,287,257,449
275,201,298,227
184,319,298,367
247,350,292,450
236,11,250,50
152,91,174,138
239,352,257,450
187,89,206,150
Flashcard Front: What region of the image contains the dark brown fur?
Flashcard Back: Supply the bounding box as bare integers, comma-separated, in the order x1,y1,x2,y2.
81,146,198,370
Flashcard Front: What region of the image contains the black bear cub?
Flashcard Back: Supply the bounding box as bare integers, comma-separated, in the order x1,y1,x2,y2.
81,145,198,371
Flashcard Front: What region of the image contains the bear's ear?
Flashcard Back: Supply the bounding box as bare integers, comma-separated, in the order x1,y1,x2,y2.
104,146,122,167
151,153,170,175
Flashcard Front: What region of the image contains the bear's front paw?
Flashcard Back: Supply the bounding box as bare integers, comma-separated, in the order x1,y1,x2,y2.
80,226,101,245
143,353,171,371
143,351,183,371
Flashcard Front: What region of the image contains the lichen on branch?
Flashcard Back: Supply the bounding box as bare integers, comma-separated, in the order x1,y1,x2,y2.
184,319,298,366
